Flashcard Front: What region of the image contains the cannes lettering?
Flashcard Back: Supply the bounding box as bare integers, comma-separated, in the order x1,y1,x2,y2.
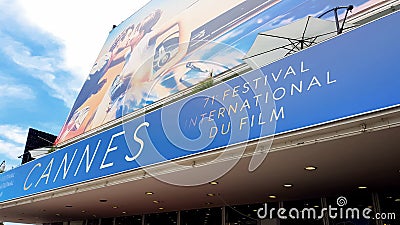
23,122,149,192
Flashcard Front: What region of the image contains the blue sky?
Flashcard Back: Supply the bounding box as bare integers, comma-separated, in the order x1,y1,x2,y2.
0,0,149,172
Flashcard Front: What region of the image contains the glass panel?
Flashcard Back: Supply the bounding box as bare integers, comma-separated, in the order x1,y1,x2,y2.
378,191,400,225
226,202,279,225
181,207,222,225
280,198,323,225
115,215,143,225
327,190,375,225
101,218,114,225
87,219,100,225
145,211,177,225
70,221,85,225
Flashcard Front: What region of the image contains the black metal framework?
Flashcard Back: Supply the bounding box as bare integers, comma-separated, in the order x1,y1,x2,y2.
318,5,354,34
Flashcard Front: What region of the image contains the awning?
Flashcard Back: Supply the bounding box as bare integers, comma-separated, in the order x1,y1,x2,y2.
243,16,357,69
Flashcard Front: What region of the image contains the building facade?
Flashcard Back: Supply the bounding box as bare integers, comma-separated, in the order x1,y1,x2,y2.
1,1,400,225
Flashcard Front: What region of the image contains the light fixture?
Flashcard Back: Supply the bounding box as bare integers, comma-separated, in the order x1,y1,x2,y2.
313,205,319,208
99,199,108,202
153,200,160,204
209,181,218,185
81,210,86,213
395,199,400,202
268,195,277,199
145,192,154,195
207,193,215,197
112,206,118,209
158,207,164,210
358,186,367,189
304,166,317,171
283,184,293,188
65,205,72,208
122,211,127,214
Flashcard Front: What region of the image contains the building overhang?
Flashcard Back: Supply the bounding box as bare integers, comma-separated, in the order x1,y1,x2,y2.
1,107,400,223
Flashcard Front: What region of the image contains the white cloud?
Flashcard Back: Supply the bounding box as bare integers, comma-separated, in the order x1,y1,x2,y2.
0,84,35,100
208,48,244,68
0,124,28,145
16,0,151,80
35,72,78,105
0,125,28,169
0,33,78,107
0,73,36,104
214,25,248,44
0,139,24,160
1,35,55,72
266,14,295,29
0,0,150,108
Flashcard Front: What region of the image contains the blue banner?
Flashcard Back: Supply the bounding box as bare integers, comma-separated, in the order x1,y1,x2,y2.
0,12,399,202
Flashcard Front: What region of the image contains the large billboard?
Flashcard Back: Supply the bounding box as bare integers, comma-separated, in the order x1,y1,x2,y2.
55,0,385,144
0,11,398,202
